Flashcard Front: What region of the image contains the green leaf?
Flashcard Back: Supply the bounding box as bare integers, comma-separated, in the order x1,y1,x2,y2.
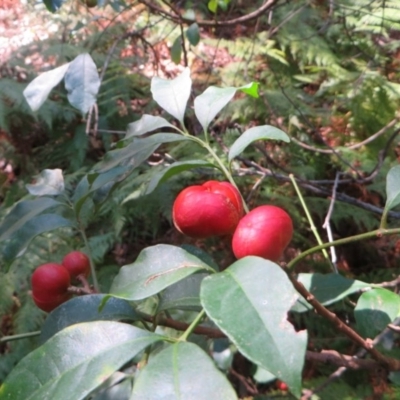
228,125,290,161
253,366,276,384
26,169,64,196
0,321,163,400
64,53,100,114
94,133,187,173
145,160,217,195
3,214,74,261
126,114,178,138
208,0,218,13
151,67,191,125
131,342,237,400
43,0,65,12
110,244,214,301
201,257,307,398
171,36,182,64
40,294,141,343
355,288,400,338
0,198,63,242
292,273,371,313
385,165,400,211
186,23,200,46
194,83,259,132
23,63,70,111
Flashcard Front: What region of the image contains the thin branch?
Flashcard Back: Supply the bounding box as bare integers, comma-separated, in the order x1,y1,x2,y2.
306,350,378,370
137,0,279,27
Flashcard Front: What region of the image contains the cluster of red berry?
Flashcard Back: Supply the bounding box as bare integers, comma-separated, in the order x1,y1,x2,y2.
31,251,90,312
172,181,293,261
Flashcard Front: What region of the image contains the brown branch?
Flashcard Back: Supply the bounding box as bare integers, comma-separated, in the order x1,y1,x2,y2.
138,0,279,27
306,350,378,370
289,275,400,371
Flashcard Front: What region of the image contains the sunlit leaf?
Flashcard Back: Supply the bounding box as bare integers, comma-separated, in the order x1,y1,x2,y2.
0,322,163,400
228,125,290,161
110,244,214,301
131,342,237,400
126,114,178,138
151,68,191,124
64,53,100,114
23,63,70,111
26,169,64,196
385,165,400,211
355,288,400,338
201,257,307,398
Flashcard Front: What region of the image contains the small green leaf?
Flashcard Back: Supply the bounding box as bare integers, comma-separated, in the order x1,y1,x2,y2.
292,273,371,313
151,67,191,125
239,82,259,98
110,244,214,301
40,294,141,343
171,36,182,64
186,23,200,46
131,342,237,399
385,165,400,211
43,0,65,12
0,321,163,400
228,125,290,161
26,169,64,196
64,53,100,114
201,257,307,398
194,83,259,132
355,288,400,338
208,0,218,13
94,133,187,173
145,160,217,195
23,63,70,111
0,198,63,242
126,114,178,138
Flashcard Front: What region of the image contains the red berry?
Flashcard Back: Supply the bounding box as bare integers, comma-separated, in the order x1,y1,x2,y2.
232,205,293,261
276,380,288,391
31,263,71,312
172,180,244,238
62,251,90,279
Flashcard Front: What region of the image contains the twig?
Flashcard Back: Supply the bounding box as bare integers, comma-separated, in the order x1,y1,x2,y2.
137,0,279,27
229,368,259,395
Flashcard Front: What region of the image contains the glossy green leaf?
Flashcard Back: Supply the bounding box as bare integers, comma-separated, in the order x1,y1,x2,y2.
26,169,64,196
40,294,141,343
126,114,178,138
131,342,237,400
186,23,200,46
201,257,307,398
253,366,276,384
110,244,214,301
151,67,191,125
228,125,290,161
355,288,400,338
0,198,62,242
292,273,371,313
64,53,100,114
43,0,65,12
0,321,163,400
23,63,70,111
3,214,74,261
194,83,259,132
92,376,132,400
171,36,182,64
385,165,400,211
94,133,187,173
145,160,217,195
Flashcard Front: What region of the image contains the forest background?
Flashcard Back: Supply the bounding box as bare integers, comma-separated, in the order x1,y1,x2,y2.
1,0,400,399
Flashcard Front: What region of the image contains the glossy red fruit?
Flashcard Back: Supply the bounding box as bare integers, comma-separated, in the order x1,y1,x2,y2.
31,263,71,312
62,251,90,279
276,380,288,391
232,205,293,261
172,180,244,238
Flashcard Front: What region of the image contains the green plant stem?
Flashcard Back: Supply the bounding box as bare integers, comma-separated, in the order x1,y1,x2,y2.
287,227,400,270
380,207,389,229
289,174,332,266
179,309,206,341
79,225,100,292
1,331,41,343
